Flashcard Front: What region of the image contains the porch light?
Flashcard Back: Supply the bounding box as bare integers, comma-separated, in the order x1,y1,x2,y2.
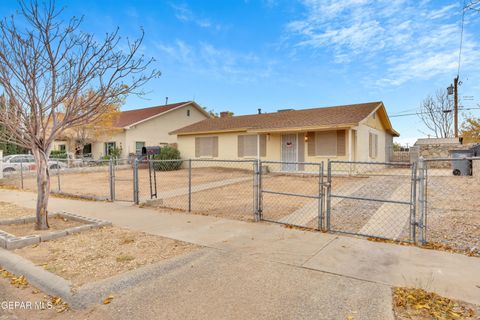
304,135,309,142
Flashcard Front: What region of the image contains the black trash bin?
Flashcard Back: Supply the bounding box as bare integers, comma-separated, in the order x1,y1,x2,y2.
449,149,473,176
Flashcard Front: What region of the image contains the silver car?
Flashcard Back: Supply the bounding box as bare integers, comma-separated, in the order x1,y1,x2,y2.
2,154,66,173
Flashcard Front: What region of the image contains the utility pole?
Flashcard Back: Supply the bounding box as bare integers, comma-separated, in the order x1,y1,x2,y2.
454,76,459,137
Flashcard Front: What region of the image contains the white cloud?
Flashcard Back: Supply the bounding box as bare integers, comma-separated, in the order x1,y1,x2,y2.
287,0,480,86
170,3,219,30
155,40,275,83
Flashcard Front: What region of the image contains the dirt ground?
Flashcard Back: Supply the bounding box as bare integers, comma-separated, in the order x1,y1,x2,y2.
0,201,35,220
13,226,199,287
0,216,83,237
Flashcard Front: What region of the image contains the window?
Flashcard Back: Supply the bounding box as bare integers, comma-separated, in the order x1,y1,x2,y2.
83,144,92,155
135,141,145,155
195,137,218,157
104,142,116,156
369,132,378,158
238,135,267,157
187,110,191,117
58,144,66,152
308,130,346,157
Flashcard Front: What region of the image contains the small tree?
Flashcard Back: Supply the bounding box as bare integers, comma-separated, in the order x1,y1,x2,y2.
63,93,122,157
461,114,480,143
0,1,160,229
417,90,454,138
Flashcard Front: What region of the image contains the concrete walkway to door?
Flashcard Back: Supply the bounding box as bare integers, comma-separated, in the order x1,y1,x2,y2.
0,189,479,316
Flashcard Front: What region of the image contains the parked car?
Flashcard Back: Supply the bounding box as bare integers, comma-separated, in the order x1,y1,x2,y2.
2,154,67,173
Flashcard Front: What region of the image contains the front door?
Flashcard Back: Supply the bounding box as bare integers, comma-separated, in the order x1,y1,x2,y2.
281,134,297,171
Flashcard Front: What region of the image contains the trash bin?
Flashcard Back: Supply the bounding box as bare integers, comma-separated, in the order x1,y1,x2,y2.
449,150,473,176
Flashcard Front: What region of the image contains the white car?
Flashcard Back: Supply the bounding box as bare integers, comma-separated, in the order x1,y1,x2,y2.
2,154,67,173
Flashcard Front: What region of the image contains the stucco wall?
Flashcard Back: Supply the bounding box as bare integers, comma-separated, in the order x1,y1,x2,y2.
356,111,388,162
91,105,207,159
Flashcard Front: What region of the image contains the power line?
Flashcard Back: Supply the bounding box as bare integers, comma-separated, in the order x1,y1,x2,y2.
390,107,480,118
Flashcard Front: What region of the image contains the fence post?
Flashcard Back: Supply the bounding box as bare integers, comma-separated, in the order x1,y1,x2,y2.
409,161,418,244
20,158,24,189
188,159,192,212
326,160,332,231
109,158,115,201
133,158,139,204
56,159,61,192
253,160,259,221
417,157,426,244
318,162,324,231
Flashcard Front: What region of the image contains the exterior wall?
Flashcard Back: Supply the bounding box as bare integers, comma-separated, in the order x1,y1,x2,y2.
123,105,207,156
177,130,350,166
357,111,389,162
91,104,208,159
91,131,126,159
52,140,68,152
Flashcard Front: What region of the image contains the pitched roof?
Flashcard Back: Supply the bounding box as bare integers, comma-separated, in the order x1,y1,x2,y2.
114,101,191,128
173,101,398,136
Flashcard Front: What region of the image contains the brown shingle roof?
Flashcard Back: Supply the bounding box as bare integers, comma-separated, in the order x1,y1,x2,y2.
114,101,190,127
173,102,389,135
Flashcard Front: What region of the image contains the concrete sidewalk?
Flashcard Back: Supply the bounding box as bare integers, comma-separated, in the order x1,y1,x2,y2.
1,189,479,307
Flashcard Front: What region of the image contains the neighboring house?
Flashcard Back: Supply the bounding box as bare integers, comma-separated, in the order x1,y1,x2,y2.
171,102,399,170
53,101,211,159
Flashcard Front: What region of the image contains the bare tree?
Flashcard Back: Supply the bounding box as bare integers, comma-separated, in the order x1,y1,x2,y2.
417,90,454,138
0,1,160,229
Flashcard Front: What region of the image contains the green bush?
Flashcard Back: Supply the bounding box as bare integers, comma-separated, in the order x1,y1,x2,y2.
153,146,182,171
50,150,67,159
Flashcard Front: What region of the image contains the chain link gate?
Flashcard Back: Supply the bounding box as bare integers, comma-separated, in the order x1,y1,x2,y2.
258,161,325,230
326,160,417,242
109,158,136,202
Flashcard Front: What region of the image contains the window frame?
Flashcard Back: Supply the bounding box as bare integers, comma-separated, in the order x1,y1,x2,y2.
104,142,117,156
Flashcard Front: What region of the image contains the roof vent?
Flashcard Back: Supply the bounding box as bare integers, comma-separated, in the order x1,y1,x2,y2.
277,109,294,112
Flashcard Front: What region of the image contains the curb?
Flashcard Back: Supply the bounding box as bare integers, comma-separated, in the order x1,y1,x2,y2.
0,247,210,309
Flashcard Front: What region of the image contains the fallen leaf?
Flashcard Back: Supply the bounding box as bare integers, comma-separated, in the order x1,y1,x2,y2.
103,295,114,305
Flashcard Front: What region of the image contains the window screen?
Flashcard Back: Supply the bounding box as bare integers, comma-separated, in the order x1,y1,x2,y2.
195,137,218,157
315,131,337,156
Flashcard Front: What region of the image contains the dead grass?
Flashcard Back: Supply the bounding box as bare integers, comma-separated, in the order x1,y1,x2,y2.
0,201,35,219
392,287,478,320
14,226,199,287
0,215,84,237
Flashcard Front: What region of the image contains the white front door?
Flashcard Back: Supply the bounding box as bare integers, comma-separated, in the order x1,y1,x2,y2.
281,134,297,171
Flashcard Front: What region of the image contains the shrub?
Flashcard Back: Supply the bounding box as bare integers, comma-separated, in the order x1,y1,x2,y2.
50,150,67,159
153,146,182,171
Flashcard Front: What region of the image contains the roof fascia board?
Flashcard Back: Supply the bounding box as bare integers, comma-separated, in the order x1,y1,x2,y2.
124,101,193,129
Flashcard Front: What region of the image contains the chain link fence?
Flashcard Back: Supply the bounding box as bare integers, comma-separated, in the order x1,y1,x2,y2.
418,157,480,255
260,161,324,230
327,161,415,242
2,154,479,250
0,157,114,201
138,159,256,221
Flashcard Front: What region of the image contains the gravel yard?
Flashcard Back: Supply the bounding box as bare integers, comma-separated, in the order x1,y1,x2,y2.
13,226,199,287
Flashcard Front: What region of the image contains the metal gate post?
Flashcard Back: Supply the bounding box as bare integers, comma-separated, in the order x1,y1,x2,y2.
417,158,427,244
409,161,418,243
318,162,324,231
56,159,61,192
253,161,258,221
326,160,332,231
188,159,192,212
258,159,263,220
133,158,139,204
109,158,115,201
20,159,24,189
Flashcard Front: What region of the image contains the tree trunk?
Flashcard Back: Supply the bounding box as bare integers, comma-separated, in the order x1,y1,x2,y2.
32,147,50,230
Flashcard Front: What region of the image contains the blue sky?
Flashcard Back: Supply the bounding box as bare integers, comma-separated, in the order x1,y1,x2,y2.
1,0,479,145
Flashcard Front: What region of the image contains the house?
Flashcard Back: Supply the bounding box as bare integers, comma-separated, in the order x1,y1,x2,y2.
53,101,211,159
171,102,399,170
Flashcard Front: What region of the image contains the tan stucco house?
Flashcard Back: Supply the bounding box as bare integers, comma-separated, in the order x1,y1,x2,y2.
54,101,211,159
171,102,399,169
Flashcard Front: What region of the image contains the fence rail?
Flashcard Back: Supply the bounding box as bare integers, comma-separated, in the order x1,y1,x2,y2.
1,156,479,253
